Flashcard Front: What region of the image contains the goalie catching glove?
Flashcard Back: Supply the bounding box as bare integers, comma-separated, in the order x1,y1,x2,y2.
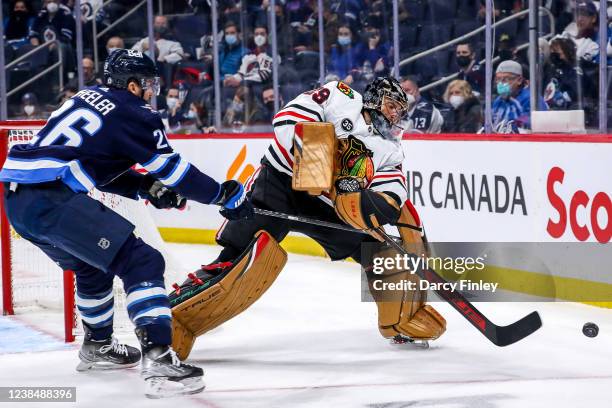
334,179,400,233
139,174,186,209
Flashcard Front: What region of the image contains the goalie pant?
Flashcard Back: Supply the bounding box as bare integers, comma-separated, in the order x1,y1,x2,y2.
215,158,376,264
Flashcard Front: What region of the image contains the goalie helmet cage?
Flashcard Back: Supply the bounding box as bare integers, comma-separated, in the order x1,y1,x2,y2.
0,120,184,342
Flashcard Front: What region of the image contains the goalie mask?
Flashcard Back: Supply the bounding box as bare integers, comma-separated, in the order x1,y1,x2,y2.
103,49,160,96
363,77,408,140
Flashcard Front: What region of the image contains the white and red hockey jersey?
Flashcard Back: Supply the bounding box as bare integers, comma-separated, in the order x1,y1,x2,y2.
264,80,407,207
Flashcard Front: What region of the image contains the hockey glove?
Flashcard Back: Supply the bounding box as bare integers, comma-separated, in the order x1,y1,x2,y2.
139,175,187,209
214,180,254,220
335,189,400,231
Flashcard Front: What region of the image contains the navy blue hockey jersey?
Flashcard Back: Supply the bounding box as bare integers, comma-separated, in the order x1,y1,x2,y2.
0,86,220,204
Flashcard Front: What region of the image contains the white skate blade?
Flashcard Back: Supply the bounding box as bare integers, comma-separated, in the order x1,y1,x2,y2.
389,337,430,349
76,360,139,372
144,375,205,399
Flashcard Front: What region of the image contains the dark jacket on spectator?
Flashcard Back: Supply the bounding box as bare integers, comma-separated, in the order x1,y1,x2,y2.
29,8,75,44
4,10,35,44
219,42,247,77
446,97,482,133
457,62,485,95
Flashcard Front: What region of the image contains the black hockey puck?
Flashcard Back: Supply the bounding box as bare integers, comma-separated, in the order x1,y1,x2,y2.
582,322,599,338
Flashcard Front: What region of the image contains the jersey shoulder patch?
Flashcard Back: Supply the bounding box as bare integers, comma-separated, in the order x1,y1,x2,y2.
336,81,355,99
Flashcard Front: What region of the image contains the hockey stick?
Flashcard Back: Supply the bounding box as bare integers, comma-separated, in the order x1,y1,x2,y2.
374,227,542,347
253,208,421,233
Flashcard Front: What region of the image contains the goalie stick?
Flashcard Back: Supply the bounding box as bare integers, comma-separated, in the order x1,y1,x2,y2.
253,207,422,234
253,207,542,346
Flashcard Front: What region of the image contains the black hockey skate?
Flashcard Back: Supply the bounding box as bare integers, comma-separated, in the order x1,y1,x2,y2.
390,334,430,349
136,327,205,398
76,327,141,371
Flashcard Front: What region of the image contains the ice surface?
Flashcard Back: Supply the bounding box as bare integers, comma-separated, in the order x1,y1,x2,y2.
1,243,611,407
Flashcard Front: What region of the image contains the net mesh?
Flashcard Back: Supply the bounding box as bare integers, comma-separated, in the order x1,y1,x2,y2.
5,126,186,338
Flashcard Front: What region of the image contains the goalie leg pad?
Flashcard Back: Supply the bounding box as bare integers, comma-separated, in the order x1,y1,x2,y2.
170,231,287,360
368,202,446,341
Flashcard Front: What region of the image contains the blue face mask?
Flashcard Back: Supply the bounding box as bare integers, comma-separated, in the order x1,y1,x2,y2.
225,34,237,45
338,35,351,46
497,81,512,97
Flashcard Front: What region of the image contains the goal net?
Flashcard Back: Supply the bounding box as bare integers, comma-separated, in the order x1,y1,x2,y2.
0,120,186,342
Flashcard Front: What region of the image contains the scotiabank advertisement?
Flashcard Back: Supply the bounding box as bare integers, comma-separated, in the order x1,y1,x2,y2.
156,135,611,245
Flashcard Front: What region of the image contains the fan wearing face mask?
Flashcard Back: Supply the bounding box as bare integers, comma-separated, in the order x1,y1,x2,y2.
327,24,361,83
492,60,548,130
455,42,484,95
217,21,248,81
17,92,42,120
223,25,275,89
29,0,75,48
442,80,482,133
4,1,36,51
399,77,444,134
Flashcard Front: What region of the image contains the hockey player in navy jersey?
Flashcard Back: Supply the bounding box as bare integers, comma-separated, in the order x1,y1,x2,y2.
0,49,252,398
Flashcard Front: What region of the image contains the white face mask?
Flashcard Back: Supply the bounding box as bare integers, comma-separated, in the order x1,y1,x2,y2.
166,97,178,110
405,93,416,106
254,35,267,47
46,2,59,13
24,105,35,116
107,47,120,55
449,95,465,109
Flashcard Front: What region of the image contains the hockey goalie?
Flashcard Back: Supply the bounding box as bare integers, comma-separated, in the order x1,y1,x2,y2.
170,77,447,359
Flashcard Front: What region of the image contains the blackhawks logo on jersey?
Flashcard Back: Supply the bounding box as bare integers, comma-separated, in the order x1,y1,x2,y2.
338,136,374,187
336,81,354,99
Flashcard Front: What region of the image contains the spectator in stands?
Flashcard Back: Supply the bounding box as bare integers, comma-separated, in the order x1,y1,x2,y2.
160,86,185,131
66,56,101,89
327,24,360,83
492,60,547,130
478,0,524,19
543,38,584,111
442,80,482,133
455,42,484,95
558,0,610,64
17,92,44,119
286,0,315,30
355,27,391,79
400,77,444,134
105,36,125,59
132,15,184,65
29,0,76,77
224,83,273,127
260,87,280,122
29,0,75,47
224,25,274,88
497,33,517,63
543,37,597,125
218,21,248,78
4,1,36,52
